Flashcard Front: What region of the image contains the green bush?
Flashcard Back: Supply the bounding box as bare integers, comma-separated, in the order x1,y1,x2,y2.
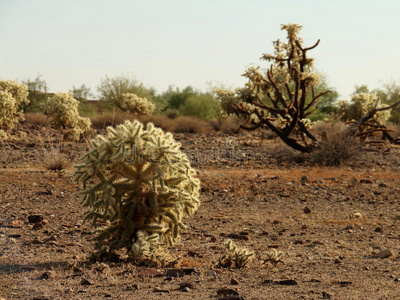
179,93,220,121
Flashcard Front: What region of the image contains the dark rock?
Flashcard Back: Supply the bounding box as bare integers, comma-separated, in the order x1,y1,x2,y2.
80,278,92,285
303,207,311,214
32,223,43,230
360,179,373,184
40,271,55,279
334,281,352,287
231,277,239,285
217,288,239,296
153,287,170,293
322,291,332,299
263,279,298,286
28,215,43,224
166,269,185,278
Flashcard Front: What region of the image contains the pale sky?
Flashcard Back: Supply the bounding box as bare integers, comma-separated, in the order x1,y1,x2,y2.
0,0,399,99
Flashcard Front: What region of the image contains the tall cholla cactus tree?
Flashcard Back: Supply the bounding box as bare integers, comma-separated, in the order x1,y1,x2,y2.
0,80,29,137
44,92,91,141
74,120,200,264
216,24,331,153
120,93,155,116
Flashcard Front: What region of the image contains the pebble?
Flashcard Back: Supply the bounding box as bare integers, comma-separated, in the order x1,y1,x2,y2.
370,249,393,259
80,278,92,285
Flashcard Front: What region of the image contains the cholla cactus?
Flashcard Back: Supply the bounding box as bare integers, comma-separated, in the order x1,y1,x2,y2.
120,93,155,115
74,120,200,264
215,24,329,153
262,248,284,266
0,80,29,131
338,93,391,124
44,92,91,141
218,239,254,268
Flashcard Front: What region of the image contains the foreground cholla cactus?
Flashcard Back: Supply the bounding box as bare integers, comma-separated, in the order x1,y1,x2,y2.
44,92,91,141
120,93,155,115
218,239,254,268
74,120,200,264
0,80,29,134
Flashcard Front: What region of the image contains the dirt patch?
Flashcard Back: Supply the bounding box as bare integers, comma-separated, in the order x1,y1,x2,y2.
1,125,399,299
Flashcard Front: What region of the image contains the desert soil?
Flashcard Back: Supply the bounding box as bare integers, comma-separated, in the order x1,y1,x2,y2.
0,124,399,300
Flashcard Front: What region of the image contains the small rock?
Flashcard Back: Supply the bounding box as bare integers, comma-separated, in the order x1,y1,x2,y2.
30,238,43,245
374,227,383,233
179,282,194,290
166,269,185,278
322,291,332,299
370,249,393,259
138,268,163,277
335,281,352,287
126,283,140,290
80,278,92,285
206,270,217,276
263,279,298,286
40,271,54,279
303,207,311,214
182,287,191,292
360,179,372,184
32,223,43,230
231,277,239,285
301,176,308,182
28,215,44,224
153,287,170,293
217,288,239,296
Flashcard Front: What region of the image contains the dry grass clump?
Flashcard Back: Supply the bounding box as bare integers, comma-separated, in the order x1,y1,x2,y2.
172,116,213,133
23,113,49,126
310,133,360,166
90,112,134,129
209,116,241,134
42,148,71,171
310,120,347,138
91,112,214,134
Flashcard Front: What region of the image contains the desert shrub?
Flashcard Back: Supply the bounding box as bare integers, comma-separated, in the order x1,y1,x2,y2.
78,101,98,117
218,239,254,268
310,120,347,138
43,148,70,171
120,93,155,115
74,120,200,265
44,92,92,141
310,132,360,166
166,109,179,119
172,116,213,133
0,80,29,131
179,93,220,121
90,112,134,129
24,112,49,126
140,114,175,132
